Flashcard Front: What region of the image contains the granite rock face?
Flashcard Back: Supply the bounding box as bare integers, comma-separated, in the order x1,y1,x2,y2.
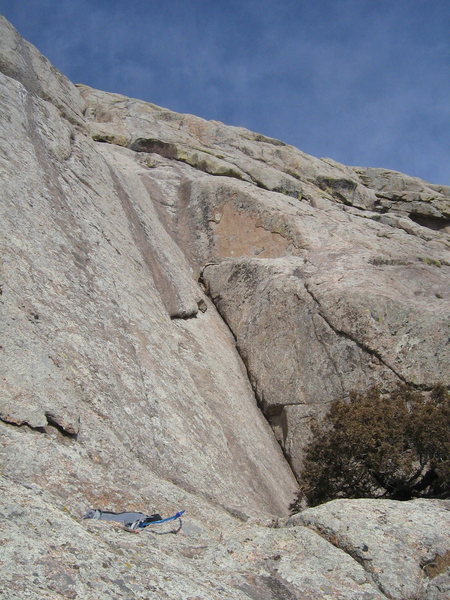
2,475,449,600
0,16,296,518
1,16,449,599
287,498,450,600
78,69,449,475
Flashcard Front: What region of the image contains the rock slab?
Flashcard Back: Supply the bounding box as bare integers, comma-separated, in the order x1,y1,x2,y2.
0,15,449,600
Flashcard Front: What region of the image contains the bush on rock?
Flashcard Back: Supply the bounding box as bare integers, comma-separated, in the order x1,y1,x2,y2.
291,385,450,511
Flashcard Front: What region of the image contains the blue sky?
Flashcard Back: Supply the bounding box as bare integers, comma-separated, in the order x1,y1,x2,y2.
1,0,449,184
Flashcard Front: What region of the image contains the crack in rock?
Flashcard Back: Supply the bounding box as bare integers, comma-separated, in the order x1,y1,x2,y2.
303,281,423,389
107,165,198,320
304,297,346,396
301,523,392,599
0,412,79,439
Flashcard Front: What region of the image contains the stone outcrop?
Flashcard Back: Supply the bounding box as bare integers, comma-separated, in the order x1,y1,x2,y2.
1,15,449,599
76,82,449,475
0,15,296,517
287,498,450,600
3,475,449,600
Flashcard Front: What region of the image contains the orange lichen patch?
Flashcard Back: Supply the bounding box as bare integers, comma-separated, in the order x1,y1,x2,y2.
211,203,299,259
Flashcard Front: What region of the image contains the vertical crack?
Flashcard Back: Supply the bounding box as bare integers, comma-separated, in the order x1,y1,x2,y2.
199,264,299,480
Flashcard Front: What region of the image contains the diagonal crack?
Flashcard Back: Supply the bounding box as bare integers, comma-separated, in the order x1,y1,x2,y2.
0,414,47,434
302,282,430,390
107,164,198,320
300,522,392,599
303,295,346,396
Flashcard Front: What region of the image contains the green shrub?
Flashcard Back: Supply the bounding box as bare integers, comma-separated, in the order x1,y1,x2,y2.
290,385,449,511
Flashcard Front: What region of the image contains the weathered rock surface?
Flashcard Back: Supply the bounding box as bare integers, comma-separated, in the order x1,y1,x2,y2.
202,245,449,472
287,498,450,600
77,68,449,475
0,22,296,516
4,474,449,600
1,15,449,599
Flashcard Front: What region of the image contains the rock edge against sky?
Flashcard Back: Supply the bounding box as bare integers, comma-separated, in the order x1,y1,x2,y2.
1,15,449,600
